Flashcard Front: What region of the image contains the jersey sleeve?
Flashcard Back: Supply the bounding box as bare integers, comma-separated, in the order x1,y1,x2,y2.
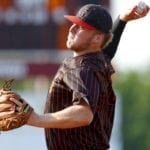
63,67,100,112
102,16,127,59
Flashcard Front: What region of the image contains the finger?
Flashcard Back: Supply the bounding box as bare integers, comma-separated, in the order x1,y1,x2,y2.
0,103,15,112
135,5,149,16
8,93,21,99
0,94,21,104
133,5,138,13
0,110,14,118
1,91,19,95
141,6,150,16
15,105,23,112
0,95,10,103
9,98,23,106
0,91,13,95
2,92,21,99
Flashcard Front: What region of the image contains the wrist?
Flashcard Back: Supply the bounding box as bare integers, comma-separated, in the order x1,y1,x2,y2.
119,14,129,22
27,110,40,126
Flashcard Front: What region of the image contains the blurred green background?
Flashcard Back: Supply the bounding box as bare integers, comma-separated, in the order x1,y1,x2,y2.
114,70,150,150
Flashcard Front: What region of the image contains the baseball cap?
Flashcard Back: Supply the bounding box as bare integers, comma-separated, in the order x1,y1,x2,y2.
64,4,112,33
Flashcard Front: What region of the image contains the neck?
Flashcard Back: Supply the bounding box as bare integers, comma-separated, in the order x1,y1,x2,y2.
73,48,101,57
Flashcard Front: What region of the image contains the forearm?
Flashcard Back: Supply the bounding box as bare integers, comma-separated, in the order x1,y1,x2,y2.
27,104,93,129
102,4,149,59
102,16,127,59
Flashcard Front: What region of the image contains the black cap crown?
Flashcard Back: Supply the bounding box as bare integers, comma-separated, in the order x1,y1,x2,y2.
77,4,112,33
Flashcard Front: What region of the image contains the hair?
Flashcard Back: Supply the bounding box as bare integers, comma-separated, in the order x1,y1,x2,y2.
100,32,113,49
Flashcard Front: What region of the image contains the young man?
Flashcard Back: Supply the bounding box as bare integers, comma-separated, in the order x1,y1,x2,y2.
1,3,149,150
29,4,148,150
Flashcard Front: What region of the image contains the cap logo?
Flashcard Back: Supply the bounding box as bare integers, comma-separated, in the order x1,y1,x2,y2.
78,7,90,18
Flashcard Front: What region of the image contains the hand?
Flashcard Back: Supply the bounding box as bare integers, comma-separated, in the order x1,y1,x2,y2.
0,91,21,118
0,91,33,131
0,101,15,117
0,91,21,103
120,5,149,22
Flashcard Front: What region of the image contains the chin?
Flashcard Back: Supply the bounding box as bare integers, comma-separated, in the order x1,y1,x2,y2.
66,41,80,52
66,41,73,49
66,44,71,49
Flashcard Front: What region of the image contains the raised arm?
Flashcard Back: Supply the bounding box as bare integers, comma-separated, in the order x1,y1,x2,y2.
103,4,149,59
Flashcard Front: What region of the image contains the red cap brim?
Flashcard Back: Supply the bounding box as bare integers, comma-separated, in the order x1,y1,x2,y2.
64,15,96,30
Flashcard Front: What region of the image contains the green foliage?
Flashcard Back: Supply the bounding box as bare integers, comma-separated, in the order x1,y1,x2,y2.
114,71,150,150
0,78,34,91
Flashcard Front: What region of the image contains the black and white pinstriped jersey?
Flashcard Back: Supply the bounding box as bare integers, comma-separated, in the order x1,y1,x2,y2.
44,19,126,150
44,51,116,150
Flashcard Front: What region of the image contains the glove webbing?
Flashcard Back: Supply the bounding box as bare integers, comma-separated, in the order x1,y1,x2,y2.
3,79,14,91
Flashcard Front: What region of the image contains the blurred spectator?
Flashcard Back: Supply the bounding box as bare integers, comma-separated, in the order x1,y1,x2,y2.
0,0,18,25
46,0,67,24
79,0,110,9
15,0,49,25
0,0,14,10
45,0,68,49
0,0,111,49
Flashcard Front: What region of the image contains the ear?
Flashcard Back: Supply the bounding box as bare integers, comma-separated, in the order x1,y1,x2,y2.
92,34,104,44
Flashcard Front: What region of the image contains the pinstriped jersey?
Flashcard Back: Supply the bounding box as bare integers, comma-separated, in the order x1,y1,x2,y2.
44,51,116,150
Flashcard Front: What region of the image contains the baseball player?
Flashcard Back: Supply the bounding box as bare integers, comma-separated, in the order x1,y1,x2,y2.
0,3,149,150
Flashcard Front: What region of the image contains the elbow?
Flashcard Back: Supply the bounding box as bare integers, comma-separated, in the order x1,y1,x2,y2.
86,111,94,125
80,109,94,126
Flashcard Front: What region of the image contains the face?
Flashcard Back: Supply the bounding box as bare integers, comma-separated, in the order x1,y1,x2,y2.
66,24,98,52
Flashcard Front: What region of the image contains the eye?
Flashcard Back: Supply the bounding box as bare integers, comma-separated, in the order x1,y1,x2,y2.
74,24,82,30
72,24,86,33
79,26,85,30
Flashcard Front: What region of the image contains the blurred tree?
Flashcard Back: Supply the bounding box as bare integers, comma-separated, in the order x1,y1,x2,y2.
114,71,150,150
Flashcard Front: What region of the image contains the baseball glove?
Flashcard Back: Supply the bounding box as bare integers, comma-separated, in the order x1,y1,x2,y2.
0,79,33,131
